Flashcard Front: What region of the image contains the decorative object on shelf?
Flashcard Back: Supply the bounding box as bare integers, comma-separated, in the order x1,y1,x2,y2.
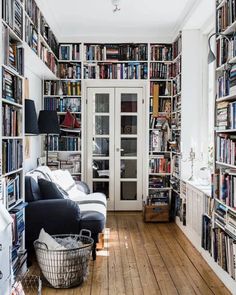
198,166,211,186
25,99,39,135
188,148,195,181
207,32,230,64
111,0,121,13
38,110,60,165
60,110,80,129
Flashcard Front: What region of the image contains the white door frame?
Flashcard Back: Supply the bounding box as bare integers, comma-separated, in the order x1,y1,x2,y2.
83,80,149,211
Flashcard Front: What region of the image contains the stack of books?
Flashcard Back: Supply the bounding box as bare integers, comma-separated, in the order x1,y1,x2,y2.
44,80,81,96
150,63,171,79
58,63,81,79
2,69,22,104
2,140,23,174
216,134,236,165
48,135,81,151
150,44,172,61
2,104,21,137
217,71,230,98
150,129,169,152
44,97,81,112
5,174,20,209
202,215,212,253
149,175,170,189
149,156,171,173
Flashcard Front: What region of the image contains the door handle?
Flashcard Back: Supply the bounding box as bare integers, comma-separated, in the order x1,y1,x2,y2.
116,148,124,152
0,271,3,280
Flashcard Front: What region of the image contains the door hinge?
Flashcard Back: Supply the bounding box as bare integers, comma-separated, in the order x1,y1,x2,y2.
142,99,144,104
86,99,88,104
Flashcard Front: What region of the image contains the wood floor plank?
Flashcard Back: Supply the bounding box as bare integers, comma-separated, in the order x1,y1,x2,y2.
125,215,162,295
147,222,197,295
136,219,179,295
167,223,231,295
157,223,214,295
28,213,231,295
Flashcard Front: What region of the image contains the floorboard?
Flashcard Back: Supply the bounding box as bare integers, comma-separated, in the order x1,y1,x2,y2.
26,213,231,295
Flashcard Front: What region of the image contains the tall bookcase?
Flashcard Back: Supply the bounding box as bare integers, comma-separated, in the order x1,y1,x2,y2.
171,35,183,221
211,0,236,287
1,0,27,289
43,43,83,179
148,43,172,206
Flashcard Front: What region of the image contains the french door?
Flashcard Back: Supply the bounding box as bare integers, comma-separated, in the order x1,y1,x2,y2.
86,86,144,211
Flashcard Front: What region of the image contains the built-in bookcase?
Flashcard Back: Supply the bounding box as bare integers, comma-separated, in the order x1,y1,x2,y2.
170,34,182,220
44,43,83,180
83,43,148,79
1,0,27,289
211,0,236,286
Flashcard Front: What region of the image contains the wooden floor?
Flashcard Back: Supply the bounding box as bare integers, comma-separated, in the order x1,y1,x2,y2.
28,213,231,295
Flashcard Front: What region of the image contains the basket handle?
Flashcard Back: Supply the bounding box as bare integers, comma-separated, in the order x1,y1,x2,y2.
34,240,49,250
79,229,91,237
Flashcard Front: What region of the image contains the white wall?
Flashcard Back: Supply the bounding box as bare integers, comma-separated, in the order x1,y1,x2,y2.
181,29,209,180
24,67,42,172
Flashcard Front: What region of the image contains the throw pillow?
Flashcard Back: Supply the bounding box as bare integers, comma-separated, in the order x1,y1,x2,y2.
38,228,65,250
38,178,64,200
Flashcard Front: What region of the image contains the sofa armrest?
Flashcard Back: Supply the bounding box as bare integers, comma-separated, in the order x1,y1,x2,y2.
75,181,90,194
25,199,81,245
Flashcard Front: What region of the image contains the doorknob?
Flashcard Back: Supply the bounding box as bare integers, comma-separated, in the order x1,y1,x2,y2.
116,148,124,152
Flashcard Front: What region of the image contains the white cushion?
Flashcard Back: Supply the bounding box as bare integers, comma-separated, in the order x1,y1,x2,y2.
38,228,65,250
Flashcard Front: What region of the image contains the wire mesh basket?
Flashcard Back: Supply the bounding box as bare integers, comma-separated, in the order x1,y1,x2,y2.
22,275,42,295
34,229,94,289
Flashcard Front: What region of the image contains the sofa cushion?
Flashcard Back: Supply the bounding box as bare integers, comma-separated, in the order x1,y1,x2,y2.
25,176,41,202
79,203,106,234
38,178,65,200
73,192,107,207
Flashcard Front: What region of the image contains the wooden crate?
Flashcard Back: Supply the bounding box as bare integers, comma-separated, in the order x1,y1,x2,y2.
96,232,105,250
143,204,169,222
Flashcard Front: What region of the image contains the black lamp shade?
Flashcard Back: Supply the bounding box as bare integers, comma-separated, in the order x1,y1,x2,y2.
25,99,39,135
38,110,60,134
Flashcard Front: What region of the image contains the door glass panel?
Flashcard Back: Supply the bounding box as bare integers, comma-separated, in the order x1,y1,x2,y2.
121,160,137,178
121,138,137,156
93,182,109,198
95,116,109,135
121,182,137,200
95,94,109,113
93,138,109,156
121,93,137,112
93,160,109,178
121,116,137,134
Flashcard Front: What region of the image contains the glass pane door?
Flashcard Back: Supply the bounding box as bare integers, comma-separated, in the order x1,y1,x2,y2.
115,88,143,210
87,88,115,210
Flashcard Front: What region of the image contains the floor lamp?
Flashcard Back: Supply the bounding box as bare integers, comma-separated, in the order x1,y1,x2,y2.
38,110,60,165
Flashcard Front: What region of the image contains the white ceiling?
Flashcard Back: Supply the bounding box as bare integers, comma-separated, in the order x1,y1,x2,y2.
36,0,206,43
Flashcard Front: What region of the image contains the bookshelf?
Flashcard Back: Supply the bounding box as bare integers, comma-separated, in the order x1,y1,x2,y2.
148,44,172,210
210,0,236,288
83,43,148,79
1,0,27,290
44,43,83,179
170,34,183,221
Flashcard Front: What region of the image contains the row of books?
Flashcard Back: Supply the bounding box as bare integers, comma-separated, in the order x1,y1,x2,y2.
40,43,58,75
213,227,236,279
25,17,38,54
150,44,172,61
213,169,236,208
4,174,21,209
58,63,81,79
25,0,39,28
150,81,172,96
172,155,180,178
2,69,22,104
173,75,181,95
173,35,182,59
84,63,148,80
172,95,181,113
216,0,236,33
2,104,21,137
202,215,212,253
48,135,81,151
150,97,171,113
150,62,172,79
149,115,169,129
149,175,170,188
44,97,81,112
150,130,169,152
149,157,171,173
2,0,23,39
216,101,236,130
84,44,148,61
40,14,59,57
171,113,181,129
146,194,169,205
59,44,81,61
217,71,230,98
44,80,81,96
2,25,24,76
2,139,23,174
216,37,230,68
172,56,181,78
216,135,236,165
